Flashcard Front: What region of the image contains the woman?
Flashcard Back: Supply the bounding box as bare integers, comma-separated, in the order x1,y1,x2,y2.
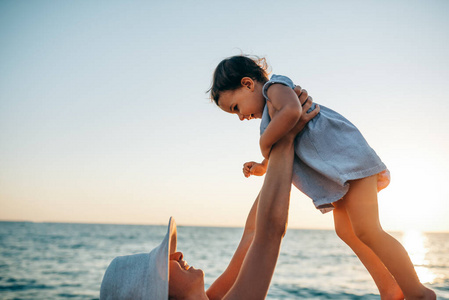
100,87,319,299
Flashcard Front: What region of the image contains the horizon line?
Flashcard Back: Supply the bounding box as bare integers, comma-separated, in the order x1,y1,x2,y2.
1,219,448,233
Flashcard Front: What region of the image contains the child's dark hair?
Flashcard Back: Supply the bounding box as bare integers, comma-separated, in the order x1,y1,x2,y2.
208,55,269,105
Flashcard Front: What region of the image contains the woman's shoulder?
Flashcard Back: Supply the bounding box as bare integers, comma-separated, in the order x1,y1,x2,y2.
262,74,295,101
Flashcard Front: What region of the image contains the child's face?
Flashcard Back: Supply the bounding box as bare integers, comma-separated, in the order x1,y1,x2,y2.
217,78,265,121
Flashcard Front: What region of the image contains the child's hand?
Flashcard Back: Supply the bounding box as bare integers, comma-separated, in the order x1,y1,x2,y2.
243,161,267,177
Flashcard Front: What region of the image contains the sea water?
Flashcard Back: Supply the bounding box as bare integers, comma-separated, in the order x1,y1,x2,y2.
0,222,448,299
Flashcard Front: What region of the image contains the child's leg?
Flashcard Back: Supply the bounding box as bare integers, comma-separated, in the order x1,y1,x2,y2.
341,175,436,299
333,203,404,300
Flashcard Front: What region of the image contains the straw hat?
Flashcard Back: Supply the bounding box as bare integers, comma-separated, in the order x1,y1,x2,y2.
100,217,177,300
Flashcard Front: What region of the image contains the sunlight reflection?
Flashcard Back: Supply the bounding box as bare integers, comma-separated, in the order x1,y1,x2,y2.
402,230,436,283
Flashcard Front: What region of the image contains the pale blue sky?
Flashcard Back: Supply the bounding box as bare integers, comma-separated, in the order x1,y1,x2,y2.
1,0,448,231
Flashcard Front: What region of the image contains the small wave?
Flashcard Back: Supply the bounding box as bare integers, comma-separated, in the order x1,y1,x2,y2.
414,263,449,269
57,293,80,298
60,283,82,288
0,283,54,291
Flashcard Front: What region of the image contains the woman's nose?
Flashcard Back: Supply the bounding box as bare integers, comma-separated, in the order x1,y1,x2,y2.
171,251,183,260
238,113,245,121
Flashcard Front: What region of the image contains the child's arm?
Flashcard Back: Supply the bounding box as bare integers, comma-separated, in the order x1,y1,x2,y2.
259,84,302,159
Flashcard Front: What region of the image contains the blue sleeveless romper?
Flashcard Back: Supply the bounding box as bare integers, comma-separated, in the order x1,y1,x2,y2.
260,75,388,213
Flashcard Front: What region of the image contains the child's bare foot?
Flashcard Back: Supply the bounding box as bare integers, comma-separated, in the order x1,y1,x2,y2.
421,287,436,300
406,286,436,300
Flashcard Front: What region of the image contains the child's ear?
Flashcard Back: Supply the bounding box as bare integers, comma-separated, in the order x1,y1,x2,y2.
241,77,255,91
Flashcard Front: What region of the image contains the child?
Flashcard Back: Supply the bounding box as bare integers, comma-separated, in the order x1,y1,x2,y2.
208,55,436,299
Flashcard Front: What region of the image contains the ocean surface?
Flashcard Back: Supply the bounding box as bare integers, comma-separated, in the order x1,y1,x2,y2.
0,222,448,299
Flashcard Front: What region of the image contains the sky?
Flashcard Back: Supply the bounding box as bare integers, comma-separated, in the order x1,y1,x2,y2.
1,0,448,232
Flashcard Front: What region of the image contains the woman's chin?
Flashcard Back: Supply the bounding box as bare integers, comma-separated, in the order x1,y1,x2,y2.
192,268,206,291
191,266,205,278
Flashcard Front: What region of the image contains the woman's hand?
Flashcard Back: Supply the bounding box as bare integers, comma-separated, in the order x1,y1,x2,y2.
293,85,309,106
261,86,320,158
287,86,320,138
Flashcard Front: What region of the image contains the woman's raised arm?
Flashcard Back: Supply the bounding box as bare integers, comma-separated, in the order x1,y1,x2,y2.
222,131,296,300
207,92,319,300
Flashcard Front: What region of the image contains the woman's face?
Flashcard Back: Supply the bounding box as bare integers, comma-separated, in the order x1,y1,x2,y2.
169,252,204,297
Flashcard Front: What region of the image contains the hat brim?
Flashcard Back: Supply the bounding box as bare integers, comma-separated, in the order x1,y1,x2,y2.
100,217,177,300
147,216,177,298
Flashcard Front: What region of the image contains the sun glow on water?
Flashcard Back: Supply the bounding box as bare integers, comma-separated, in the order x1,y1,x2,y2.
401,230,437,284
